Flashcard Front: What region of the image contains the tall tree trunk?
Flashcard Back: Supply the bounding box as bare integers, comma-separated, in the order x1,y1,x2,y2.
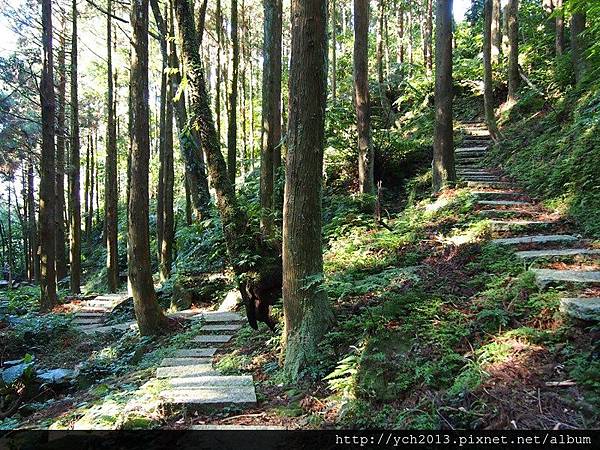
354,0,374,195
555,0,564,56
506,0,519,103
570,11,586,85
27,158,38,281
160,0,176,281
376,0,393,126
216,0,222,139
491,0,501,63
55,24,68,282
396,2,404,64
89,133,96,236
69,0,82,294
260,0,282,238
376,0,385,83
425,0,433,72
105,0,119,292
408,5,414,67
227,0,239,185
483,0,501,142
282,0,332,381
174,0,280,331
7,185,13,288
84,134,90,237
432,0,455,192
331,0,337,100
40,0,57,310
21,166,29,278
129,0,168,335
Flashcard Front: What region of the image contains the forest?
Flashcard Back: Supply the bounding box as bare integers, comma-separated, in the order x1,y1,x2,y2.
0,0,599,436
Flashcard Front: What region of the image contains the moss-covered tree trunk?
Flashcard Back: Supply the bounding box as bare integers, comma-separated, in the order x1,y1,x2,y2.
282,0,333,380
555,0,564,56
174,0,280,330
432,0,455,192
227,0,239,185
129,0,168,335
570,11,586,85
39,0,57,310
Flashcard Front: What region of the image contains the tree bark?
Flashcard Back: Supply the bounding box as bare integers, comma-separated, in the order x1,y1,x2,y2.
483,0,501,142
506,0,519,103
260,0,282,238
396,2,404,65
174,0,280,331
227,0,239,185
432,0,455,192
425,0,433,72
491,0,501,63
27,158,38,281
282,0,333,380
106,0,119,292
69,0,82,294
39,0,57,310
570,11,586,85
555,0,564,56
129,0,168,335
55,24,68,282
331,0,337,100
354,0,374,195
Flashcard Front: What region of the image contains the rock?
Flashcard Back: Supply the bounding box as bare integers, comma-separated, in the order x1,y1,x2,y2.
492,235,578,246
559,298,600,321
72,400,122,430
198,311,245,323
200,324,242,332
160,357,213,367
516,248,600,259
533,269,600,288
191,335,233,344
171,273,230,310
156,364,219,378
160,386,257,407
37,368,75,385
173,348,217,358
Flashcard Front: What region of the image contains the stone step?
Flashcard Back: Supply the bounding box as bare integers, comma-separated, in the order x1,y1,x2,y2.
156,364,219,378
472,191,523,198
74,311,105,318
174,348,218,358
465,130,490,137
160,387,257,407
456,146,488,153
72,318,104,325
190,425,286,430
532,269,600,288
467,181,515,189
559,298,600,321
477,200,532,206
95,294,129,301
199,312,245,323
79,306,110,313
192,335,233,344
487,220,555,231
478,209,537,218
516,248,600,260
200,324,242,332
160,357,213,367
166,375,254,388
492,234,578,246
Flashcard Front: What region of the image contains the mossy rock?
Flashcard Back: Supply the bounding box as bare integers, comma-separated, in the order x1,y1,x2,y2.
171,273,230,310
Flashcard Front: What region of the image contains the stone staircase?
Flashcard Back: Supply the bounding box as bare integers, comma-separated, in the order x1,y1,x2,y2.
458,121,600,322
72,293,133,334
156,311,257,409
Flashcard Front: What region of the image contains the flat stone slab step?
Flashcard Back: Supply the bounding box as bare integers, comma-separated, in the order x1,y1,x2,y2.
477,200,531,206
160,387,257,406
516,248,600,259
456,146,488,153
532,269,600,287
160,357,213,367
200,324,242,332
190,425,286,430
192,335,233,344
198,312,245,323
156,364,219,378
472,191,523,197
478,209,537,218
487,220,554,231
165,375,254,388
72,318,104,325
173,348,217,358
74,311,105,318
559,298,600,321
467,181,515,189
492,235,578,246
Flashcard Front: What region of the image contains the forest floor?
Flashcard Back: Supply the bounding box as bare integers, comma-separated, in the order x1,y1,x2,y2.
1,122,599,431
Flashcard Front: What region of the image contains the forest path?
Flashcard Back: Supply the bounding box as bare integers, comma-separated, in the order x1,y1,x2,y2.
458,121,600,321
72,310,258,429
